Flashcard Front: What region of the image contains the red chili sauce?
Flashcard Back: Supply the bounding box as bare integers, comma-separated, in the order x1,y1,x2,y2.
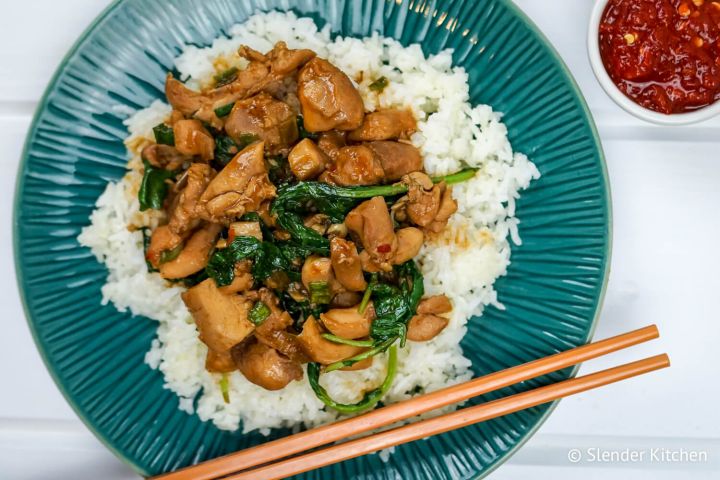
599,0,720,114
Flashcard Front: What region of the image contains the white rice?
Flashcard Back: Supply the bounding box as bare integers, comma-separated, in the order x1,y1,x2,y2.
78,11,539,434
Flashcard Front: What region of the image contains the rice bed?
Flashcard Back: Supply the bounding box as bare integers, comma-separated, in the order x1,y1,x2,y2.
78,11,540,434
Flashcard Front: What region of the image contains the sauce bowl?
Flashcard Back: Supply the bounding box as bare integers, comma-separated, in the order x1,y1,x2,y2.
588,0,720,125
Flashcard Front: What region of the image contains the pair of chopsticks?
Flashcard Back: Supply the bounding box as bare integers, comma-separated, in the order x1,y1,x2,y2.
153,325,668,480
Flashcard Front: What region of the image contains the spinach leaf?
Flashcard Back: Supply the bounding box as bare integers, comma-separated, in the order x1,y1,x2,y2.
213,135,238,168
205,236,263,286
308,345,397,414
273,210,330,255
370,261,424,346
138,159,176,211
273,168,478,224
266,155,294,185
205,236,301,287
181,269,209,287
278,291,323,331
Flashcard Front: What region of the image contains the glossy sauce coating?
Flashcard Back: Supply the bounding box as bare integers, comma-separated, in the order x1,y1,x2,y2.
599,0,720,114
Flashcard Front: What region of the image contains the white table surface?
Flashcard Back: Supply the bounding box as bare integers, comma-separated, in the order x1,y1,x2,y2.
1,1,719,479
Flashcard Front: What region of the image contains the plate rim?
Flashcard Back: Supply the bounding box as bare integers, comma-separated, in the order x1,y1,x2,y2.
12,0,613,477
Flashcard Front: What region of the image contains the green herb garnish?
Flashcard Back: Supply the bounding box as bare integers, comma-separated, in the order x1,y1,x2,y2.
213,135,238,168
159,244,182,264
249,301,271,326
308,281,331,305
368,76,389,93
219,374,230,403
214,102,235,117
152,123,175,146
358,274,378,315
214,67,239,87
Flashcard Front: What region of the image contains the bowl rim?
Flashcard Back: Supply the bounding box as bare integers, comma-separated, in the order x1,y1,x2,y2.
12,0,613,478
587,0,720,126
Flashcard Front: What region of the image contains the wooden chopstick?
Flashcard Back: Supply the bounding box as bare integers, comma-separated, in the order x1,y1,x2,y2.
154,325,659,480
230,353,670,480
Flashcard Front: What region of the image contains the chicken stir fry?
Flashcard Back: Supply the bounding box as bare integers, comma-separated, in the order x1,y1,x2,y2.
138,42,477,412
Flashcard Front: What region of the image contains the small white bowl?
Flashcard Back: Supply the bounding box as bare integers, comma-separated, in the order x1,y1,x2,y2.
587,0,720,125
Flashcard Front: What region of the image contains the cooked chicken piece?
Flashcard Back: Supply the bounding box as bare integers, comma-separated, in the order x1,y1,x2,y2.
400,172,439,227
393,227,424,264
301,255,333,290
182,279,255,352
141,144,192,171
146,225,184,269
224,92,298,155
367,141,423,181
330,237,367,291
345,197,397,271
166,42,315,127
218,260,254,295
417,295,453,315
340,357,374,371
301,256,344,297
319,145,385,186
407,295,452,342
239,42,316,78
228,221,263,242
232,340,303,391
297,315,365,364
288,138,329,180
330,291,362,308
303,213,331,236
165,43,314,129
197,142,276,223
326,222,348,239
168,109,185,125
173,119,215,161
205,349,236,373
298,58,364,132
168,163,214,236
254,289,307,363
400,172,458,232
160,223,222,279
320,303,374,339
317,130,346,160
347,109,416,142
407,314,449,342
257,200,276,228
426,186,457,233
358,250,382,273
165,74,205,117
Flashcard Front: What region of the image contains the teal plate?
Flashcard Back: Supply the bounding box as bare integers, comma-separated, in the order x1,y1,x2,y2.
13,0,610,478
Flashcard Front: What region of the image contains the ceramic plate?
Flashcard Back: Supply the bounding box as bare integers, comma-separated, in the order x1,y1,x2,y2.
14,0,611,477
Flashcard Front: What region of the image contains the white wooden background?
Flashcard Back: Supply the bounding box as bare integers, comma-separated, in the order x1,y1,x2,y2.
1,1,719,479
